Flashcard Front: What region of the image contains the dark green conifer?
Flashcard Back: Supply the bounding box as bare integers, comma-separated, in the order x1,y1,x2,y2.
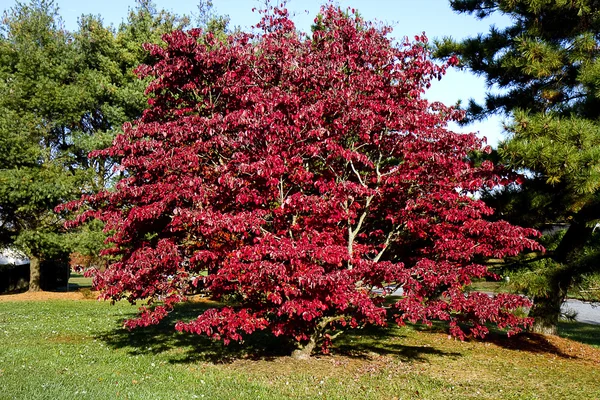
437,0,600,333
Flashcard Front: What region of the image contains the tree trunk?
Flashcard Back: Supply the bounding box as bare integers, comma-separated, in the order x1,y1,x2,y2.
530,274,571,335
529,209,593,335
530,296,561,335
28,255,42,292
291,336,317,360
290,317,344,359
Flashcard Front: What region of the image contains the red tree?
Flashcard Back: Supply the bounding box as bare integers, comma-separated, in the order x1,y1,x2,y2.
62,6,542,358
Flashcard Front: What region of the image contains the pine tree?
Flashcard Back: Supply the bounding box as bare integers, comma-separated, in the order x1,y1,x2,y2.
62,2,190,266
437,0,600,334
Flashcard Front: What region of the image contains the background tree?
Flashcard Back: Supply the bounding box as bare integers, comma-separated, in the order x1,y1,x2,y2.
194,0,230,38
0,0,85,291
64,1,190,265
0,0,187,291
436,0,600,334
65,5,541,357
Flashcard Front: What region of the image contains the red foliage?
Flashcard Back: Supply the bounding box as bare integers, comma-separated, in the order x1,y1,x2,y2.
61,6,542,352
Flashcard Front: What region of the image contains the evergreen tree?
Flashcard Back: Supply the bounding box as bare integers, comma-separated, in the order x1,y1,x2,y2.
0,0,187,291
0,0,83,291
437,0,600,333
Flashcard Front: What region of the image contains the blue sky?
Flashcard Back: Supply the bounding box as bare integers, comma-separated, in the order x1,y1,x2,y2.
1,0,510,145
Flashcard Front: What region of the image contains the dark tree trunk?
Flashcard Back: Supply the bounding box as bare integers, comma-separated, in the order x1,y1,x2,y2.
530,277,570,335
529,208,594,335
28,255,42,292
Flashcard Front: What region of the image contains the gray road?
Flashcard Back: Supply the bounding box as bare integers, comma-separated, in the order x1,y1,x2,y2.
561,299,600,325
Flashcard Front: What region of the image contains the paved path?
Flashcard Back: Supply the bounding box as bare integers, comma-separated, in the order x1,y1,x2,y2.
562,299,600,325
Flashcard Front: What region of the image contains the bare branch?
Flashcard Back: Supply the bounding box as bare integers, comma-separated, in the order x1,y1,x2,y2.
372,226,399,263
349,159,366,187
348,195,374,269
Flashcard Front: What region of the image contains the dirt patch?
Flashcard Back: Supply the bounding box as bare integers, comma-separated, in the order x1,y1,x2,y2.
479,331,600,365
542,333,600,364
48,333,92,344
0,290,96,302
186,294,222,305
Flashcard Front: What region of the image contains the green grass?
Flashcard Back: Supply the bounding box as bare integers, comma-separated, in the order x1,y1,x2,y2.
566,290,600,302
67,273,93,289
558,321,600,348
0,299,599,400
466,280,504,293
54,273,94,293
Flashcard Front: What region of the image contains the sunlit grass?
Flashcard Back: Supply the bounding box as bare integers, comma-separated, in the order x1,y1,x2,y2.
0,299,599,399
67,273,93,289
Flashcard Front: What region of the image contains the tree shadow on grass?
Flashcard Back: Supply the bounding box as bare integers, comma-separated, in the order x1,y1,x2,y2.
94,300,297,364
558,321,600,348
468,327,600,362
479,331,569,356
406,320,586,360
332,324,461,363
95,302,463,364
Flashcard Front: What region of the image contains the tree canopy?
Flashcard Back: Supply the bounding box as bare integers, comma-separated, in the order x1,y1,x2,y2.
65,5,542,356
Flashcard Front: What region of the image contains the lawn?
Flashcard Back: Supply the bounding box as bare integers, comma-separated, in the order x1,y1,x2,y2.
0,297,599,400
66,273,93,290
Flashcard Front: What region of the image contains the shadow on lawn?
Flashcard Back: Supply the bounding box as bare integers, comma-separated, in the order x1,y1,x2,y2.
479,331,574,358
411,321,594,361
94,300,294,364
558,321,600,348
95,301,462,364
333,324,461,362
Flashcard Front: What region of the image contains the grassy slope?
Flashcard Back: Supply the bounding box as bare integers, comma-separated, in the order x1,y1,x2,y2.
0,299,599,400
